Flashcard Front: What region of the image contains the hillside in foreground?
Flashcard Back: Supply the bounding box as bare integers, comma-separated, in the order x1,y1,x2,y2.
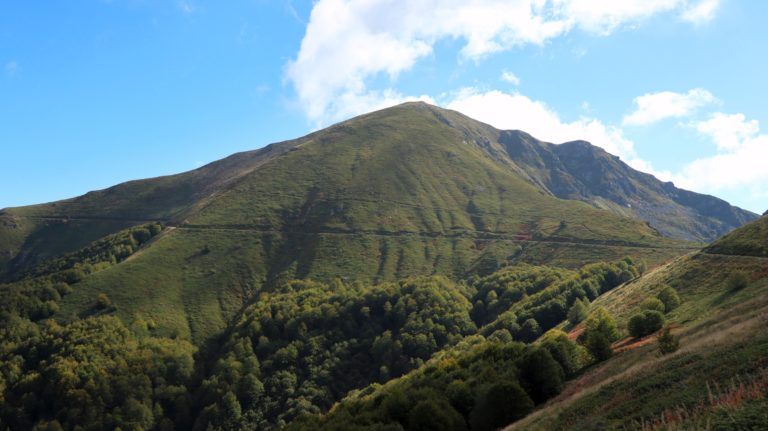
295,216,768,431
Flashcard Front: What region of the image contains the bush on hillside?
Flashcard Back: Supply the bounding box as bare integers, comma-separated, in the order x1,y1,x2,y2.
519,318,542,342
541,330,583,377
727,271,749,291
518,346,565,403
628,310,665,338
656,286,681,313
657,327,679,355
640,297,665,313
409,398,466,431
579,307,619,362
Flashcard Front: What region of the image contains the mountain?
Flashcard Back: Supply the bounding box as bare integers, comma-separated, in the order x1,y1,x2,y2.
498,130,756,242
2,102,747,274
1,103,704,339
0,102,751,342
1,102,765,431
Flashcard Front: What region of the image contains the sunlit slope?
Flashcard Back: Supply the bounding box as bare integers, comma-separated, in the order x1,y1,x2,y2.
507,216,768,430
705,213,768,256
0,139,301,279
49,103,694,342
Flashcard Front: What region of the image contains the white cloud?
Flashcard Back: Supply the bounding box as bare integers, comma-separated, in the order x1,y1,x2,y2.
681,0,721,25
656,112,768,209
675,134,768,192
556,0,683,34
694,112,759,151
500,70,521,86
287,0,705,125
622,88,716,126
446,88,636,159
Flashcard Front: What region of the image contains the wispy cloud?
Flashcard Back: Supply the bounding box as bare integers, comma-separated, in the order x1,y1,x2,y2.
622,88,716,126
682,0,721,25
673,113,768,194
176,0,195,15
624,108,768,211
500,70,521,86
284,0,305,25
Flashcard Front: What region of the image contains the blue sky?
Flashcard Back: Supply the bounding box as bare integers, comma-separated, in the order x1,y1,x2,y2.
1,0,766,213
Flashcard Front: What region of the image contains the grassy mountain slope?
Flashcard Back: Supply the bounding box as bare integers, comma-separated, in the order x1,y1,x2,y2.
3,102,753,283
3,102,732,283
39,103,695,342
0,138,302,279
705,213,768,257
505,215,768,430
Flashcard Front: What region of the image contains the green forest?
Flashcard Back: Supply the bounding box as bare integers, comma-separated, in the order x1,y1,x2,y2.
0,223,642,430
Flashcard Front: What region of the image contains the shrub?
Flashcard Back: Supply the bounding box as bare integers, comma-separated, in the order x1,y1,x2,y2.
518,318,541,343
519,347,565,403
657,327,679,355
541,330,582,377
727,271,749,291
584,331,613,362
639,297,665,313
656,287,681,313
96,293,112,310
580,308,619,362
628,310,665,338
583,308,619,342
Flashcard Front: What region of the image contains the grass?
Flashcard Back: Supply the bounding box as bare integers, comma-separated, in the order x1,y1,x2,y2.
505,239,768,430
57,228,274,343
0,215,138,281
706,214,768,257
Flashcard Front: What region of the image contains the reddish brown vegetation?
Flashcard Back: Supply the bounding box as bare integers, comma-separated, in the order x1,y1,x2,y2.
638,368,768,431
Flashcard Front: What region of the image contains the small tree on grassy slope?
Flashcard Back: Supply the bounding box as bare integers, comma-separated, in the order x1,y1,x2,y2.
657,327,679,355
567,298,589,325
579,307,619,362
656,286,681,313
628,310,665,338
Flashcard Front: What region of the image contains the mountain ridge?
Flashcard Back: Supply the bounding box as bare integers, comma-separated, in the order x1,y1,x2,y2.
1,102,753,284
